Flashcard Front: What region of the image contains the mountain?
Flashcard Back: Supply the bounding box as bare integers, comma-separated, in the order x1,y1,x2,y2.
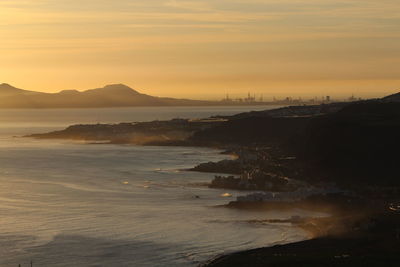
0,83,214,108
0,83,39,96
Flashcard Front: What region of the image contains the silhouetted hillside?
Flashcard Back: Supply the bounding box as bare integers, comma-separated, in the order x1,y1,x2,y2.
191,100,400,186
0,83,215,108
190,116,310,146
0,83,40,96
382,92,400,102
298,101,400,186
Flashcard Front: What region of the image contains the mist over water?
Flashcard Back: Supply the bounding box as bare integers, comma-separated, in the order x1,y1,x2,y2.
0,106,312,267
0,106,278,136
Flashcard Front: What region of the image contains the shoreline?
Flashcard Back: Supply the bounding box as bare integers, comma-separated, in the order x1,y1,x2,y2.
201,198,400,267
24,100,400,266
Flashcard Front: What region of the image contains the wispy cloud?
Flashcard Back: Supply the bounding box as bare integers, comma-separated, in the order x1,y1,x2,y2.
164,0,213,12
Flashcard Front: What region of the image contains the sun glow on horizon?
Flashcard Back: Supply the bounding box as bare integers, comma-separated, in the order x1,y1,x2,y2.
1,0,400,98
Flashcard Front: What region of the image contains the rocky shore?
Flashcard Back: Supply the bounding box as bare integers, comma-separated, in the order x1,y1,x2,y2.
201,205,400,267
26,97,400,267
189,145,308,192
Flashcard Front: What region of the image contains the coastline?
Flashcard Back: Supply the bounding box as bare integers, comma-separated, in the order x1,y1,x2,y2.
201,205,400,267
24,100,400,266
195,147,373,266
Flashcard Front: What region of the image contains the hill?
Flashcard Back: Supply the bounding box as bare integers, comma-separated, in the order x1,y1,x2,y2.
382,91,400,102
190,99,400,187
0,83,215,108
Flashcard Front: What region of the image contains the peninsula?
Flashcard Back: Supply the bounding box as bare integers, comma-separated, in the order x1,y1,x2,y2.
27,93,400,266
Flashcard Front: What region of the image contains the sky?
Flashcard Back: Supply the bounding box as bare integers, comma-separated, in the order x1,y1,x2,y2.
1,0,400,99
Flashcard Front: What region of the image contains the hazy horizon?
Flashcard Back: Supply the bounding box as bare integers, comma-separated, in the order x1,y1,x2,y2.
1,2,399,265
1,82,394,101
1,0,400,99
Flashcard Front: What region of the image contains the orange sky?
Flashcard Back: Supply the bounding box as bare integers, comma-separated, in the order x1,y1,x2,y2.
1,0,400,99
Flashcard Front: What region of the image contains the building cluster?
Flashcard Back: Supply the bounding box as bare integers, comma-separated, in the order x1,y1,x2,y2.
236,186,345,203
221,93,263,103
221,93,362,105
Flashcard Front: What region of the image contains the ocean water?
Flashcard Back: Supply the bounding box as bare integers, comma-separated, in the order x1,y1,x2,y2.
0,106,313,267
0,106,281,136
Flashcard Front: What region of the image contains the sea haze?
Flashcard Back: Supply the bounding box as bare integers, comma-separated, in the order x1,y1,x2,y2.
0,106,314,266
0,106,278,136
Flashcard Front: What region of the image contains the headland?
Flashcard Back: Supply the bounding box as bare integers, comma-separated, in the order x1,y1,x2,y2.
27,94,400,266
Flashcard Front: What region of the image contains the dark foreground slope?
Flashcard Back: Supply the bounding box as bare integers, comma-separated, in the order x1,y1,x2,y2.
198,100,400,266
202,204,400,267
190,101,400,187
203,232,400,267
298,102,400,186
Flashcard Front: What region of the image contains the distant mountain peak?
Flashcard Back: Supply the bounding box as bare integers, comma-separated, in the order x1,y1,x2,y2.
0,82,210,108
101,84,140,94
0,83,26,94
0,83,16,89
103,83,130,89
59,89,80,94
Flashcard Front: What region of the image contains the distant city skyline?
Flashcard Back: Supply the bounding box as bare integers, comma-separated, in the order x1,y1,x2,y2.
0,82,391,101
1,0,400,98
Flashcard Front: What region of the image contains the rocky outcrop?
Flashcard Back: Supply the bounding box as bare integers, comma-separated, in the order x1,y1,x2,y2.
189,160,244,175
210,170,299,191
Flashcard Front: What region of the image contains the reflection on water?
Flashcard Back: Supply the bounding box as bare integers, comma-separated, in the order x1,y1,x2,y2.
0,106,312,267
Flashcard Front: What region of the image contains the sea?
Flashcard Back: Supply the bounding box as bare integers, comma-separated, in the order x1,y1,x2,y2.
0,106,317,267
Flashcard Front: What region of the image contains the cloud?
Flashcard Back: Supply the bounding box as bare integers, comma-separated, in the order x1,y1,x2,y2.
164,0,213,11
1,0,400,96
